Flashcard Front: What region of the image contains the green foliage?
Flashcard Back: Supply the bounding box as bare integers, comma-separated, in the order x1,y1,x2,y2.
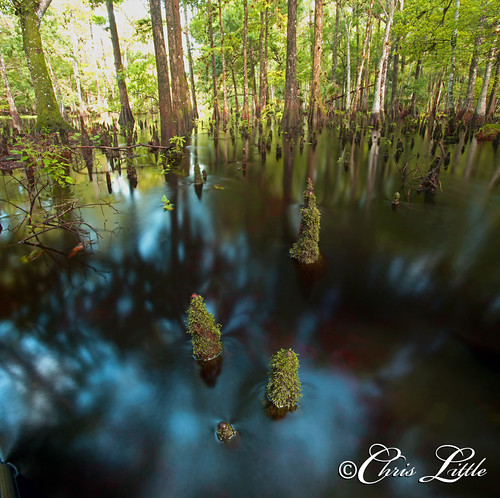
266,348,302,411
18,138,73,186
290,178,321,265
185,293,223,361
169,135,186,153
161,195,174,211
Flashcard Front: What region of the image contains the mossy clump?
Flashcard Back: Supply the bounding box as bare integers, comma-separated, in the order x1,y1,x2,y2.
290,178,321,264
186,294,223,361
216,421,236,442
194,162,204,185
266,348,302,416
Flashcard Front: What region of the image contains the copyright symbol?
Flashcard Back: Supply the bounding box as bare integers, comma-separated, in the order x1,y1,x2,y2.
338,460,357,479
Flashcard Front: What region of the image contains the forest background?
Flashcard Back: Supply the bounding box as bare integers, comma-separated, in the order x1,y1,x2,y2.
0,0,499,142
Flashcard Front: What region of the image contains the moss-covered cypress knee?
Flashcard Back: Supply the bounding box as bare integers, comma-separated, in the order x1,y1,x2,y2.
194,162,204,185
266,348,302,415
186,293,223,361
290,178,321,264
216,421,236,441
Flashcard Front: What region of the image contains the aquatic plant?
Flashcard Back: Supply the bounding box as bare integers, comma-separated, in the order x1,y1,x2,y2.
266,348,302,416
216,421,236,442
186,294,223,361
290,178,321,264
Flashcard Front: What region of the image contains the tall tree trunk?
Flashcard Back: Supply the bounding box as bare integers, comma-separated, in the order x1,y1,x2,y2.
218,0,229,126
69,23,85,119
231,62,239,114
183,0,198,120
342,8,352,114
0,52,23,133
487,48,500,118
308,0,323,128
410,58,421,115
282,0,300,133
106,0,134,127
257,7,268,119
164,0,192,136
361,22,373,112
331,0,340,85
462,16,485,116
14,0,71,132
241,0,250,123
207,0,220,122
474,35,498,124
150,0,174,146
352,0,373,114
447,0,460,117
371,0,396,125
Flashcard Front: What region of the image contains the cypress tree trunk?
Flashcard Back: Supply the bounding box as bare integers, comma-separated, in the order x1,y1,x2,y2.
218,0,229,126
352,0,373,115
462,17,485,117
371,0,396,125
0,52,23,133
150,0,174,146
14,0,71,132
447,0,460,118
231,63,239,114
282,0,300,133
331,0,340,86
343,9,352,114
106,0,134,127
241,0,250,123
207,0,220,122
308,0,323,128
474,36,498,124
257,7,268,119
164,0,192,136
183,0,198,120
487,49,500,118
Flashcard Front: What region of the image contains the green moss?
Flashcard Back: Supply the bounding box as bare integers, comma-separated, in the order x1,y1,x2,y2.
186,293,223,360
266,348,302,412
290,178,320,264
216,421,236,441
194,162,204,185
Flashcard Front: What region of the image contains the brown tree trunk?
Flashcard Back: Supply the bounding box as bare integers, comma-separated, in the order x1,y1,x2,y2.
241,0,250,123
164,0,192,136
257,7,268,119
487,49,500,118
207,0,220,122
282,0,300,133
352,0,373,115
0,52,23,133
218,0,229,126
411,58,421,116
150,0,174,146
231,62,239,114
106,0,134,127
474,35,498,124
183,0,198,120
308,0,323,128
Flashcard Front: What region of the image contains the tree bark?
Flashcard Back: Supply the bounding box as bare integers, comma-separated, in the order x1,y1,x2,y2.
352,0,373,114
447,0,460,117
218,0,229,126
106,0,134,127
308,0,323,128
150,0,174,146
342,8,352,114
241,0,250,123
487,48,500,118
282,0,301,133
164,0,192,136
474,34,498,124
0,51,23,133
14,0,71,132
331,0,340,86
410,58,421,116
462,16,485,116
207,0,220,122
257,7,268,119
183,0,198,120
371,0,396,125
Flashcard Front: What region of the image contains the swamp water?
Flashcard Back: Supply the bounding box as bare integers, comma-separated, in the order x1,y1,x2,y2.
0,125,499,498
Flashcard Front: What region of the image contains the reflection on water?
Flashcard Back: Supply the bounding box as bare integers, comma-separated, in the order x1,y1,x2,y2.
1,126,499,497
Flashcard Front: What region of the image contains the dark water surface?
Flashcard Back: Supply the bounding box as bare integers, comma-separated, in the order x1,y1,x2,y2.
1,125,499,498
